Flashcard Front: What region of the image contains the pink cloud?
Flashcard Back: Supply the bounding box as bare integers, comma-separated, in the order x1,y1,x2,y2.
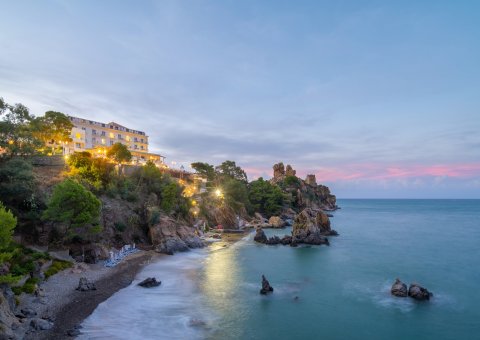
244,163,480,183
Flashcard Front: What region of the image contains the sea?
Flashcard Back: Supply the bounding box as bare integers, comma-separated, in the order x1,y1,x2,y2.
79,199,480,340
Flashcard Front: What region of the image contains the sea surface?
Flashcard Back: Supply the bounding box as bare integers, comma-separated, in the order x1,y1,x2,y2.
79,199,480,340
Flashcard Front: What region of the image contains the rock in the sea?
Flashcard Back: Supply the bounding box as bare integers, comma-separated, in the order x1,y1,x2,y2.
260,275,274,295
408,283,433,301
265,236,281,245
391,278,408,297
138,277,161,288
302,231,330,245
76,277,96,291
268,216,286,228
292,208,338,241
30,318,53,331
254,228,267,244
280,235,292,245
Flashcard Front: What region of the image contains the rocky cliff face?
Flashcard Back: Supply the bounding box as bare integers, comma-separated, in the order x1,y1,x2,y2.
270,163,338,211
149,216,204,255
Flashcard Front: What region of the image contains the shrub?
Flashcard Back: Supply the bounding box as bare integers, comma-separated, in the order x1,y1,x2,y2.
248,177,285,217
0,202,16,249
114,221,127,232
44,260,73,279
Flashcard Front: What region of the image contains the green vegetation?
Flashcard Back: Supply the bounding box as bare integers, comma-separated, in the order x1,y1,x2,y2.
42,179,101,234
107,142,132,164
32,110,73,154
248,177,285,217
0,158,36,215
0,203,17,249
44,260,73,279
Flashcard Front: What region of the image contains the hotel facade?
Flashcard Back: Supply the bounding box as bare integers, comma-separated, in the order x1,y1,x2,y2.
65,116,165,165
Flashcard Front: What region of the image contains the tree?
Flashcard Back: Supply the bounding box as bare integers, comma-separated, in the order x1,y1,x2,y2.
248,177,285,217
0,202,17,249
223,178,251,213
107,142,132,164
0,158,35,213
42,179,101,233
0,97,42,158
191,162,216,182
216,160,248,183
32,111,73,154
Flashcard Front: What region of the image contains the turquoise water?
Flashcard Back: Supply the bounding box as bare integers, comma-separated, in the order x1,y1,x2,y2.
81,199,480,339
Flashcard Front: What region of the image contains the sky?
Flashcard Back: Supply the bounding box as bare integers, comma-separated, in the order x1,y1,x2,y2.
0,0,479,198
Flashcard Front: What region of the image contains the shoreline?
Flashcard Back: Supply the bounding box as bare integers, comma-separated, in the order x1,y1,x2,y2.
20,232,250,339
22,251,158,340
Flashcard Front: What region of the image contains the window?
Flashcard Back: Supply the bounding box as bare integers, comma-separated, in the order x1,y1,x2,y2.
75,133,81,139
101,138,106,144
92,137,96,143
92,129,97,135
110,140,114,146
126,136,130,142
109,132,114,138
75,143,81,148
102,124,105,127
134,145,138,149
118,134,122,139
134,137,138,142
140,145,144,150
140,138,144,143
101,131,106,136
81,127,86,130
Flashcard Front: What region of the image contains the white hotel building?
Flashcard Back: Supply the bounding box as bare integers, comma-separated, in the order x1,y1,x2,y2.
65,116,165,165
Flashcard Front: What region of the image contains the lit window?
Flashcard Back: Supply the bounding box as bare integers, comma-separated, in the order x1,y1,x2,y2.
75,133,81,139
101,138,105,144
109,132,114,138
126,136,130,141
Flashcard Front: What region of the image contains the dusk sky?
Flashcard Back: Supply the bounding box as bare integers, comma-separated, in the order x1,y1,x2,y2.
1,0,479,198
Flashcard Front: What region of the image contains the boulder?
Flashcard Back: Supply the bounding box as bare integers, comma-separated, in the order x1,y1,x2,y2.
76,277,96,291
150,216,205,255
285,164,296,177
260,275,274,295
408,283,433,301
280,235,292,245
30,318,53,331
138,277,161,288
293,208,337,238
391,278,408,297
21,307,37,318
265,236,281,245
273,162,286,179
268,216,286,228
253,228,267,244
302,231,329,245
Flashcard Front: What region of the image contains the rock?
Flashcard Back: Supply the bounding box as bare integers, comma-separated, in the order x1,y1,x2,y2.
138,277,161,288
150,216,205,255
30,318,53,331
265,236,281,245
285,164,296,177
293,208,338,239
260,275,274,295
253,228,267,244
1,285,15,312
302,231,329,245
21,307,37,318
273,162,286,179
254,212,268,224
280,235,292,245
67,328,82,337
189,318,207,327
391,278,408,297
408,283,433,301
76,277,96,291
211,234,221,239
268,216,286,228
305,174,317,186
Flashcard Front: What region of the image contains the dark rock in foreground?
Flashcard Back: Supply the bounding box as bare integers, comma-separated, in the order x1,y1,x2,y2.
391,278,408,297
260,275,274,295
138,277,161,288
254,228,267,243
30,318,53,331
76,277,96,291
408,283,433,301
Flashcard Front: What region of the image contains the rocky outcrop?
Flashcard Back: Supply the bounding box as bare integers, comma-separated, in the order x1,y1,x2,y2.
293,208,338,237
408,283,433,301
305,174,317,186
76,277,96,291
391,278,408,297
138,277,161,288
254,228,267,243
149,216,204,255
268,216,286,228
271,162,338,211
0,286,18,339
260,275,274,295
30,318,53,331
